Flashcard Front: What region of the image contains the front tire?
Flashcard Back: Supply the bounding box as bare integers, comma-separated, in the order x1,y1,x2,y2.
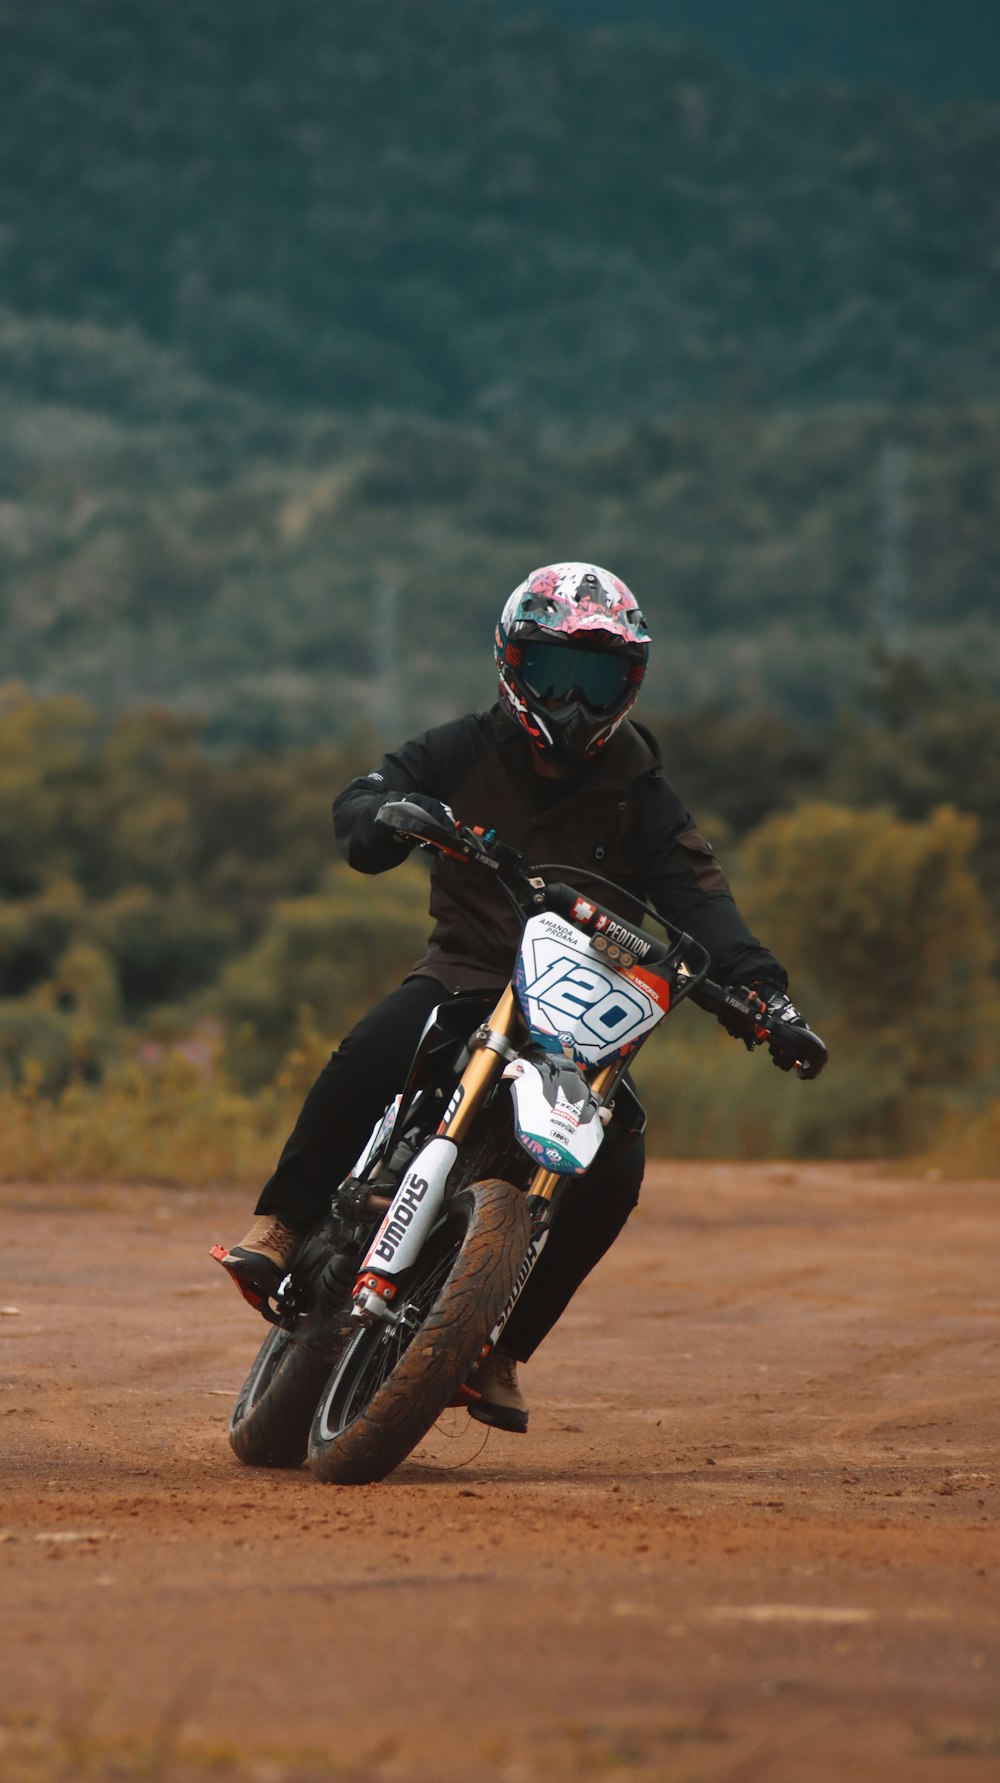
307,1178,530,1485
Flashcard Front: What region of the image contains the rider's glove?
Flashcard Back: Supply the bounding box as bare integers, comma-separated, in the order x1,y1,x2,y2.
756,989,814,1074
717,981,825,1079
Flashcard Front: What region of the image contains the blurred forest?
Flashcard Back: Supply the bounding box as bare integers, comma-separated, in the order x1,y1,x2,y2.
1,0,999,1172
3,1,997,416
2,332,998,738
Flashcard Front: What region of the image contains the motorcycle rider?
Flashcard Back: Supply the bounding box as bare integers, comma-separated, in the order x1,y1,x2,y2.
219,562,815,1433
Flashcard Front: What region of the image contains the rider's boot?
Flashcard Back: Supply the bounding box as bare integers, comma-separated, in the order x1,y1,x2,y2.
213,1215,300,1313
468,1349,529,1434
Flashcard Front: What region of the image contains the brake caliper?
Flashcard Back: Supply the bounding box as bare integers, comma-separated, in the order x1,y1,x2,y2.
351,1270,399,1326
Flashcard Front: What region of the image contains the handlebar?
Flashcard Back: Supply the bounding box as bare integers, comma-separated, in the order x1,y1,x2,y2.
541,879,710,1005
373,798,827,1079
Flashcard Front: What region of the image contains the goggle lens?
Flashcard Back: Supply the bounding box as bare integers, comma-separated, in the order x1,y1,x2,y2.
521,643,633,712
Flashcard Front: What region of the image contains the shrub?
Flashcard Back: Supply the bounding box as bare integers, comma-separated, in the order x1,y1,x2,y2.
212,863,432,1088
739,801,998,1089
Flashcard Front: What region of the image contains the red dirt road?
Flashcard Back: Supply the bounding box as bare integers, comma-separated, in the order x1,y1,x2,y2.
1,1163,998,1781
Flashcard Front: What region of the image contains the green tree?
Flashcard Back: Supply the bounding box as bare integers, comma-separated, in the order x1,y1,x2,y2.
830,658,1000,900
212,864,432,1089
741,801,998,1096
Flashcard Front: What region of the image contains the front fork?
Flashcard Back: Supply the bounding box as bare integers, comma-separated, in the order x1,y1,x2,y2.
351,984,622,1371
350,987,521,1324
440,984,622,1203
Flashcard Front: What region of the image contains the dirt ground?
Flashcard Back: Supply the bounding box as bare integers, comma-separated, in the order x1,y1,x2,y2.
0,1163,997,1783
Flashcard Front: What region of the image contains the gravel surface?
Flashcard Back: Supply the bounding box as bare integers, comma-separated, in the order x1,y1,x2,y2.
1,1163,997,1781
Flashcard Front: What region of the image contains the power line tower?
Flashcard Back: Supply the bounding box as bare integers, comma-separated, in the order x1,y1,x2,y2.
372,577,399,742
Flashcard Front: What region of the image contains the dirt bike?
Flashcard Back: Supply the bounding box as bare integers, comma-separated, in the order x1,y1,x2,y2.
217,798,827,1485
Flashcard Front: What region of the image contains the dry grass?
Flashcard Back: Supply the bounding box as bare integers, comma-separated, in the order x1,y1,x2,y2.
2,1017,989,1185
0,1043,329,1188
0,1707,350,1781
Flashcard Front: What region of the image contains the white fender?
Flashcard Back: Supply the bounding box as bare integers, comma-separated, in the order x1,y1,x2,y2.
503,1055,605,1175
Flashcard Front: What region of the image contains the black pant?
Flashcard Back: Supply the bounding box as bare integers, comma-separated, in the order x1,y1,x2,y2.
257,976,644,1361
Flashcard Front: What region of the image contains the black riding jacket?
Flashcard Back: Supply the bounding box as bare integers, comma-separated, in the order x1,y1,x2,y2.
333,705,786,996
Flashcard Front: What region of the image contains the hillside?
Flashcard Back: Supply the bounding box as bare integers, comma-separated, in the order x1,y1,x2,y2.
1,1,998,738
1,0,998,420
503,0,1000,106
1,308,997,739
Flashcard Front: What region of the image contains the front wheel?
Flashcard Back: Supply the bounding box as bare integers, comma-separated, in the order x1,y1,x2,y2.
307,1178,531,1485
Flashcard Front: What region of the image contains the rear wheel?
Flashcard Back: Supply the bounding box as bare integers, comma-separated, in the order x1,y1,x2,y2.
229,1321,344,1468
307,1178,530,1485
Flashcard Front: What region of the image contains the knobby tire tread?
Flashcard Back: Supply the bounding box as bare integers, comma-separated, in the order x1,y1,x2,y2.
307,1178,530,1485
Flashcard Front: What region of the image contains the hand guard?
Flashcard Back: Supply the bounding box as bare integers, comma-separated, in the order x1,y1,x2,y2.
381,792,458,837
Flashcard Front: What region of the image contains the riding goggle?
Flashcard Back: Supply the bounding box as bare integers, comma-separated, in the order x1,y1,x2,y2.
520,642,635,713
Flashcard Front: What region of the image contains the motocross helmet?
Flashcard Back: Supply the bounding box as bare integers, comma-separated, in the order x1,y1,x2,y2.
495,562,651,769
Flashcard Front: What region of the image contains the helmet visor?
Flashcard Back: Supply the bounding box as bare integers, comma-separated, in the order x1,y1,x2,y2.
521,642,634,713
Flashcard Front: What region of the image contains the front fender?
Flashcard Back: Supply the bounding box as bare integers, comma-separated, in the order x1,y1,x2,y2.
503,1053,606,1176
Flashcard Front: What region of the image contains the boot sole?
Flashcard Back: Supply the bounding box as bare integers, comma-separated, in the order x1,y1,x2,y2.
212,1246,286,1313
467,1399,529,1435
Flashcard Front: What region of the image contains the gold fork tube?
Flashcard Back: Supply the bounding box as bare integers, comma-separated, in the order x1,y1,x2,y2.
526,1058,621,1201
438,986,519,1144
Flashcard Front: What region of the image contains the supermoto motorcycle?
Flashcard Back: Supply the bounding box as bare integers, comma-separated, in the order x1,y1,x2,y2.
216,797,827,1485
